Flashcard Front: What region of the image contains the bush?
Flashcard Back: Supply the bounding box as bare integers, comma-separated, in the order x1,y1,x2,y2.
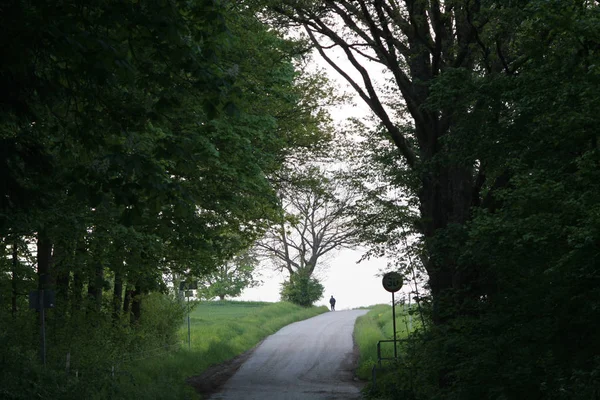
137,292,187,348
0,291,191,400
279,272,324,307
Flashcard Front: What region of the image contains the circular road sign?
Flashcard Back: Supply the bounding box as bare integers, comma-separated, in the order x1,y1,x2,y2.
382,272,403,293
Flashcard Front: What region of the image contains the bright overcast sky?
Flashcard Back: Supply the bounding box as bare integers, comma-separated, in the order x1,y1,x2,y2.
238,248,412,310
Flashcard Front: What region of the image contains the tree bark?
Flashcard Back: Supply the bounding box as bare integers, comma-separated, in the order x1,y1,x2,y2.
37,232,53,291
112,270,123,321
71,235,87,312
53,239,72,309
130,283,142,324
71,271,84,312
11,239,18,317
420,163,475,323
123,284,133,316
87,263,104,311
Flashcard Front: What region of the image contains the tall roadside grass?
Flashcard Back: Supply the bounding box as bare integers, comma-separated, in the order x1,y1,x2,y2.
353,303,420,380
181,300,328,364
114,301,328,400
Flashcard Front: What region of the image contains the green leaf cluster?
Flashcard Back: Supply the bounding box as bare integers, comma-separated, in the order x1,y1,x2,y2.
279,270,325,307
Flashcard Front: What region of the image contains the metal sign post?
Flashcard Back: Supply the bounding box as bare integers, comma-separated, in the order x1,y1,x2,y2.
40,289,46,365
29,289,55,366
382,272,403,360
392,291,397,358
408,292,413,331
179,281,197,350
187,291,191,350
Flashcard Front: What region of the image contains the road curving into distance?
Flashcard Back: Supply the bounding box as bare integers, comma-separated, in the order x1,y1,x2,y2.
210,309,369,400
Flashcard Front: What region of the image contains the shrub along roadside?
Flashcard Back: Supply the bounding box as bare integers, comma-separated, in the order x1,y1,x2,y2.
0,292,188,400
279,272,325,307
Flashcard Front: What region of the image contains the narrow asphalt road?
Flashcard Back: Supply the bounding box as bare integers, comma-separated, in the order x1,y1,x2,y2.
210,309,368,400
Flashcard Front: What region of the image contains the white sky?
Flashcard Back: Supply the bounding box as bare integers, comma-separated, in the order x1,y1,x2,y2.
237,248,412,310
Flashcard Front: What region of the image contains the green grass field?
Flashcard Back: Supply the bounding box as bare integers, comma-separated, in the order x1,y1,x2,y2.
180,300,328,356
112,301,328,400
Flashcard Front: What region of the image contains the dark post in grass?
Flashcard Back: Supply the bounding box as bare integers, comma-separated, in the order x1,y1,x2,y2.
186,290,192,349
29,287,55,365
179,281,198,350
382,272,403,360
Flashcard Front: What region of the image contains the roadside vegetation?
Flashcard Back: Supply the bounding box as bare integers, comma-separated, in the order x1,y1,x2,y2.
353,304,420,380
0,299,326,400
181,300,328,356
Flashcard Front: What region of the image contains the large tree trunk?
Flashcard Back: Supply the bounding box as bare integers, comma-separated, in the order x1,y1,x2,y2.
71,270,84,312
37,232,53,291
52,239,72,309
71,235,87,312
86,263,104,311
112,270,123,321
420,163,476,323
111,243,125,321
130,283,143,324
11,239,18,317
123,283,134,318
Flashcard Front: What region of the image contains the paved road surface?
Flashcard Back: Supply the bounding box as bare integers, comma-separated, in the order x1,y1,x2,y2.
210,309,368,400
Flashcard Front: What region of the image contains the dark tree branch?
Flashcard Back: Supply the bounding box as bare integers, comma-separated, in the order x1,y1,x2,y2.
257,172,358,278
304,26,418,167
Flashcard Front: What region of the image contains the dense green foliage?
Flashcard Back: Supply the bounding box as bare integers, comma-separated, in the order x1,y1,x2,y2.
0,0,335,398
196,251,260,300
279,271,325,307
359,2,600,399
0,292,187,400
412,2,600,398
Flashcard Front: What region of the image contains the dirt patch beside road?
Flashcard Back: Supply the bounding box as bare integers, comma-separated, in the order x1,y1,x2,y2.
186,343,261,397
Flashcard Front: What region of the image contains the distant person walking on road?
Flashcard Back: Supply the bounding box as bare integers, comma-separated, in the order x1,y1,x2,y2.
329,295,336,311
